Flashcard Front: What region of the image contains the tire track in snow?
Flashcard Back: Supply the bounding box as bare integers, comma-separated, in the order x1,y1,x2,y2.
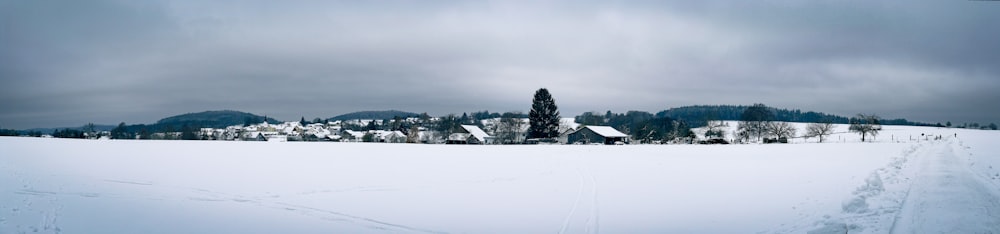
558,167,586,234
559,162,601,234
585,171,600,234
180,188,448,233
272,202,448,234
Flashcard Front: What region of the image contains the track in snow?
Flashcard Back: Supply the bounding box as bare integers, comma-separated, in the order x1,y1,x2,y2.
889,139,1000,233
558,164,600,234
798,138,1000,234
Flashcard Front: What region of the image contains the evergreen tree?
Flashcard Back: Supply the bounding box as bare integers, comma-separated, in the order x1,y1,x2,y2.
244,117,256,127
575,112,605,126
84,123,97,138
111,122,129,139
181,124,199,140
528,88,561,139
0,128,18,136
139,128,150,139
362,132,376,142
419,113,431,124
392,116,404,130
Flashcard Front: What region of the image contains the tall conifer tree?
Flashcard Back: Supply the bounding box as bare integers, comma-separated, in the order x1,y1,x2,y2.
528,88,561,139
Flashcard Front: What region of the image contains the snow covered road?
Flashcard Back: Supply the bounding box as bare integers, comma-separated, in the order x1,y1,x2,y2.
890,138,1000,233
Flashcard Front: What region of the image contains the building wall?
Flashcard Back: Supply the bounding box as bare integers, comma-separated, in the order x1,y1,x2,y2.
567,128,606,144
567,128,628,145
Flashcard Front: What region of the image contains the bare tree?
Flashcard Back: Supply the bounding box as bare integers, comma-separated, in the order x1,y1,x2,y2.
406,125,420,143
734,129,751,144
704,120,726,139
737,104,774,143
806,122,835,143
494,112,526,144
767,122,797,139
849,114,881,142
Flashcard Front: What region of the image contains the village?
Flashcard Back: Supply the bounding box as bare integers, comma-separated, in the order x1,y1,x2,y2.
164,118,631,145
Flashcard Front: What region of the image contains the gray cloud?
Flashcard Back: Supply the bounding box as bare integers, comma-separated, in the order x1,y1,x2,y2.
1,0,998,129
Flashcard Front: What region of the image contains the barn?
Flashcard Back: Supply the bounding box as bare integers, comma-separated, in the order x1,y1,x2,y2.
566,126,629,145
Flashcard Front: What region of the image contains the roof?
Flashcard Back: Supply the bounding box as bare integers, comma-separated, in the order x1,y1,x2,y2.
583,126,628,138
461,125,491,142
343,130,365,138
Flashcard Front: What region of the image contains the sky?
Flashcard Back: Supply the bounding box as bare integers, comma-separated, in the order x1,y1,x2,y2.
2,0,998,129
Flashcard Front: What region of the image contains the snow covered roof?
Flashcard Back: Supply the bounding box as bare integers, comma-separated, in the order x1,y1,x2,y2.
461,125,491,142
344,130,365,138
386,131,405,137
584,126,628,138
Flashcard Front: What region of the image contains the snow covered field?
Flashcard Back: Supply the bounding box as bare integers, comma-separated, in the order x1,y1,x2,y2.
2,125,998,233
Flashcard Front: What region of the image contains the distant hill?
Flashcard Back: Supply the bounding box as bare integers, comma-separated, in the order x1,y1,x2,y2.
656,105,848,124
328,110,419,121
21,124,116,135
156,110,278,129
654,105,933,127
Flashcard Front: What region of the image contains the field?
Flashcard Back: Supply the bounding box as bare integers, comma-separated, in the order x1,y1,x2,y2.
2,125,998,233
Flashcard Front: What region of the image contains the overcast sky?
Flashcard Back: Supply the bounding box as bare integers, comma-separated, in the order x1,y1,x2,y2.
2,0,998,129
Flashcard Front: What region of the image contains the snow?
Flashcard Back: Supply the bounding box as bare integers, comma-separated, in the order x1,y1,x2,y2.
888,138,1000,233
1,125,999,233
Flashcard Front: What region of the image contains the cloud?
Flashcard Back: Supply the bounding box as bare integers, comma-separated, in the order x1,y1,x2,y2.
1,0,997,129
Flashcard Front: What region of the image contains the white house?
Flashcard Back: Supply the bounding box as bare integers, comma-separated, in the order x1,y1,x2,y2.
342,130,365,142
383,131,407,143
447,125,494,144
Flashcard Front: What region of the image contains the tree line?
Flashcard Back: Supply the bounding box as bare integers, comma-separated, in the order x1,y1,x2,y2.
729,103,883,143
4,88,997,141
654,105,950,128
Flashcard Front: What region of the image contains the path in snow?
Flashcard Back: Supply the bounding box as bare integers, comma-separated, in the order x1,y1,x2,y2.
801,138,1000,234
890,138,1000,233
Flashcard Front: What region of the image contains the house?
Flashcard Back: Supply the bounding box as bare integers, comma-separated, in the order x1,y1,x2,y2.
342,130,365,142
446,125,494,144
383,131,407,143
242,132,267,141
266,134,287,142
325,134,343,141
566,126,629,145
446,133,472,144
